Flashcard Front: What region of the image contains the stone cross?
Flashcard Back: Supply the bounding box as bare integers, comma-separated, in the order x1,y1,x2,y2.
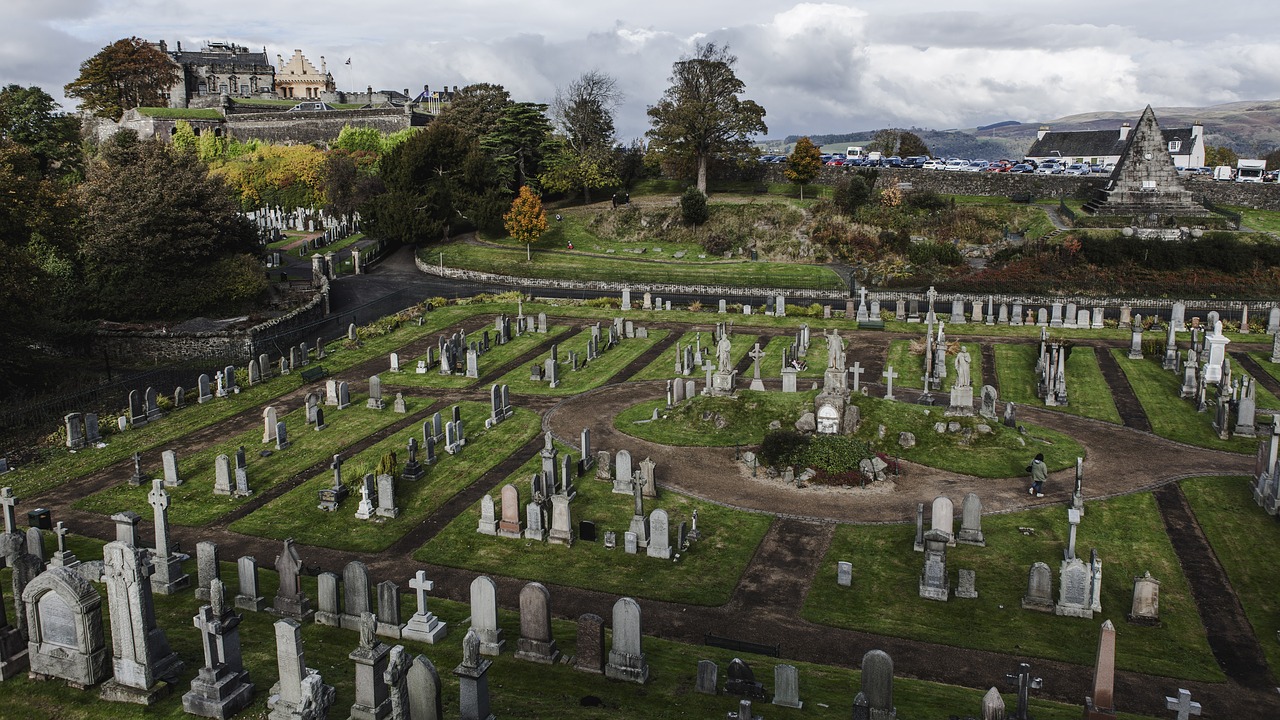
850,362,865,393
410,570,434,612
55,520,69,554
882,366,899,400
631,476,644,517
148,479,174,557
0,486,16,534
1003,662,1043,720
1165,689,1201,720
748,343,765,378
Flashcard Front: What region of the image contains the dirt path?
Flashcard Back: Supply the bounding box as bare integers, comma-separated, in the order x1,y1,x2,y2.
980,343,998,393
725,517,834,617
1233,351,1280,399
1152,483,1274,688
1091,344,1154,432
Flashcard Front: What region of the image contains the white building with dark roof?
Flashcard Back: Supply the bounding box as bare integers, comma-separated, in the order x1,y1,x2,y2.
1025,119,1205,168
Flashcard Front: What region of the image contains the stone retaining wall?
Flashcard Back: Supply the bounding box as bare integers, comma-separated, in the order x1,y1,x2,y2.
413,253,848,301
761,166,1280,211
92,279,329,365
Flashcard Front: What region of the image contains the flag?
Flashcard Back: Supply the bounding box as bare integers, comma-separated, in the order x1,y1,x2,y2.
345,58,351,65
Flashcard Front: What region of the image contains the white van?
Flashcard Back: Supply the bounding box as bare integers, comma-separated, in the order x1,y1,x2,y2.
1237,159,1266,183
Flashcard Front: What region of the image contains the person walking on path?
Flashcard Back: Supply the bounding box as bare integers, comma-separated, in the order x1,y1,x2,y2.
1027,453,1048,497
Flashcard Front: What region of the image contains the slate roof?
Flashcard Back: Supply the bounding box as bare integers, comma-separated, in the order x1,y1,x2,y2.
1026,126,1197,158
170,48,270,67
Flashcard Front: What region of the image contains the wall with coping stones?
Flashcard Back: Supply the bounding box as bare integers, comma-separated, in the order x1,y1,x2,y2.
761,166,1280,211
413,253,847,301
223,109,426,144
92,279,329,365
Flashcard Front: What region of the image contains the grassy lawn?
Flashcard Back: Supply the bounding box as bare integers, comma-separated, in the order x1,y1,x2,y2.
382,326,572,390
616,391,820,447
229,405,540,552
885,339,983,391
1228,355,1280,410
1180,475,1280,675
1111,349,1256,453
73,398,421,526
1248,351,1280,390
760,333,826,379
994,344,1122,424
1228,206,1280,234
494,328,667,396
135,106,222,119
803,491,1221,683
484,212,714,261
629,330,754,381
416,440,772,606
3,303,487,498
431,242,845,291
0,530,1159,720
616,391,1081,477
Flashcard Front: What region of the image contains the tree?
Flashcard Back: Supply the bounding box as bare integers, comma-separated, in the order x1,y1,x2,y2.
646,42,767,194
65,37,179,120
785,136,822,199
833,173,873,215
1205,145,1239,168
0,84,82,177
680,186,709,225
545,70,621,203
77,131,264,320
434,83,512,139
868,129,930,157
503,185,548,245
481,101,553,191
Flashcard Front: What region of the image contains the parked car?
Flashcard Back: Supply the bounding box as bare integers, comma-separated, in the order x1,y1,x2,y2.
944,159,968,171
824,159,846,166
922,159,946,170
1063,163,1090,176
1035,162,1064,175
962,161,989,172
1009,163,1034,173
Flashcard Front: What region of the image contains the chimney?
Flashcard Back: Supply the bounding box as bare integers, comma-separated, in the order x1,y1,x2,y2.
403,88,409,97
1192,121,1203,139
424,84,429,94
1119,122,1131,141
1037,125,1050,141
320,56,326,74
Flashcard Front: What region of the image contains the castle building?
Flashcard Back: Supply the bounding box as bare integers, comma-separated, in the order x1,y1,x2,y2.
157,41,276,108
276,50,336,100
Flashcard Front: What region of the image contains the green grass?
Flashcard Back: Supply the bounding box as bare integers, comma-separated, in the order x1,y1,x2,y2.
229,404,540,551
73,398,419,526
1180,475,1280,676
382,326,572,389
135,106,222,119
628,330,752,381
483,212,714,261
493,328,667,396
616,390,820,447
430,242,845,291
759,333,826,378
1111,349,1256,452
994,344,1123,424
1227,205,1280,234
0,530,1160,720
803,491,1222,682
1228,355,1280,410
616,391,1081,477
885,339,982,390
416,441,772,606
1248,352,1280,390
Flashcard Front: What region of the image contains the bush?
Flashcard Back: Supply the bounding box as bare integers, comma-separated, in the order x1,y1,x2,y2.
805,435,870,474
680,187,709,226
760,430,809,468
905,190,949,213
908,241,964,267
832,175,872,216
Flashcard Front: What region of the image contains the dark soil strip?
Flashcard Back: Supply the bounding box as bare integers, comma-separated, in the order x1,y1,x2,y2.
612,330,681,383
1233,351,1280,399
1092,346,1153,432
726,518,834,615
734,335,768,375
980,343,998,393
1153,483,1273,688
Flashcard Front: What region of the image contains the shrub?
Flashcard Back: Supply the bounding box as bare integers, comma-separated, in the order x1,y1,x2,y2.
905,189,949,213
832,175,872,216
908,241,964,267
760,430,809,468
805,435,871,474
680,187,709,226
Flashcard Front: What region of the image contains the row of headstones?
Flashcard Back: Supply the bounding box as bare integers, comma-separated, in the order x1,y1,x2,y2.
1037,332,1069,406
904,494,988,602
713,296,787,316
695,657,802,709
247,205,357,235
673,332,710,376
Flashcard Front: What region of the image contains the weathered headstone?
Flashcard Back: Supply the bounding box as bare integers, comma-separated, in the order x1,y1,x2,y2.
22,566,109,686
268,618,335,720
604,597,649,683
957,492,985,546
514,582,560,664
181,579,254,719
272,538,312,620
855,649,897,720
1022,562,1054,612
772,663,802,709
100,540,184,704
1127,571,1160,625
194,541,219,602
340,561,372,631
469,576,505,656
453,629,495,720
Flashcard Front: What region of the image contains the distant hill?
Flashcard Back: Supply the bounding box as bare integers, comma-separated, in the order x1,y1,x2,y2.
765,99,1280,159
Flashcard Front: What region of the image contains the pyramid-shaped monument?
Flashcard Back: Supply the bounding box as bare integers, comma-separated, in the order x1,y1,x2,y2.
1082,105,1209,220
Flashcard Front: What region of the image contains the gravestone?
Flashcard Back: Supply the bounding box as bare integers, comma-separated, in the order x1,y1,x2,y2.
725,657,765,698
696,659,719,694
22,566,109,686
161,449,182,487
194,541,219,602
272,538,312,620
772,664,802,709
100,541,184,704
405,652,444,720
979,385,998,419
957,492,985,546
355,474,375,520
403,570,448,643
497,484,523,539
548,495,574,546
476,494,498,536
856,649,897,720
1056,556,1095,618
837,561,853,587
340,561,372,631
181,579,254,719
574,613,606,675
375,474,400,518
268,618,335,720
347,615,393,720
315,572,341,627
337,382,351,409
918,529,950,601
262,407,279,444
235,557,265,612
930,495,955,545
1022,562,1054,612
646,508,672,559
956,569,978,599
469,576,505,656
453,629,495,720
213,454,233,496
366,375,385,410
605,597,649,683
1127,571,1160,625
375,581,404,639
148,479,189,594
1084,620,1117,719
514,582,560,664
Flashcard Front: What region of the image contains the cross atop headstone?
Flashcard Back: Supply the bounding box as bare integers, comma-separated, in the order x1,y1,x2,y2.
1003,662,1043,720
148,478,171,513
926,285,937,309
882,366,899,400
410,569,434,610
55,520,70,554
0,486,16,534
850,362,865,393
748,343,766,370
1165,689,1201,720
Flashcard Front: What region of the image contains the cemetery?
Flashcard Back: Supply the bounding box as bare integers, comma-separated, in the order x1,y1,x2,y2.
3,291,1280,719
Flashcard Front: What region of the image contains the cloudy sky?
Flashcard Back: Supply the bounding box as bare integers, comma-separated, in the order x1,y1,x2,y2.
5,0,1279,140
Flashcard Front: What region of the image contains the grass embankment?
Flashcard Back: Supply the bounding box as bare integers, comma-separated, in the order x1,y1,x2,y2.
1111,350,1258,452
74,397,422,526
884,339,983,391
230,405,540,552
493,328,667,396
803,491,1221,682
382,326,572,390
994,344,1122,424
616,391,1082,478
418,440,773,606
1180,476,1280,676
